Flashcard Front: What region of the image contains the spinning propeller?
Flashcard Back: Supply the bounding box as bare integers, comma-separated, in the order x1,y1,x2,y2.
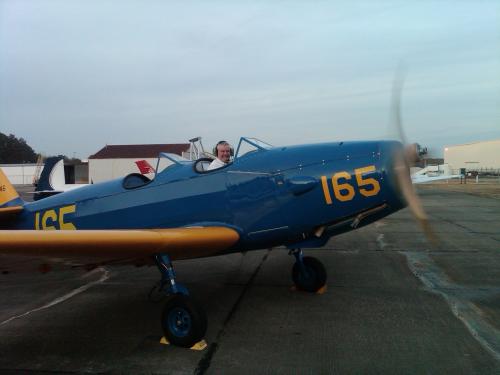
390,68,438,244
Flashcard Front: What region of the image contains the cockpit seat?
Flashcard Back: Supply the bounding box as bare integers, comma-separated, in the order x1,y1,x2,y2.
193,158,215,173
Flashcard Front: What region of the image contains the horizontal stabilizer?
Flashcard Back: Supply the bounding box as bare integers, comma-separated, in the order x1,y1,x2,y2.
0,205,24,214
0,205,24,220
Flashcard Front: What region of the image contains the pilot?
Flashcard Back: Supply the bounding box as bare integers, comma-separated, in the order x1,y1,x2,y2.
208,141,232,170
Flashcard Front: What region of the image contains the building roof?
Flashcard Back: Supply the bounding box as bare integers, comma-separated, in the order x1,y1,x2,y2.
89,144,190,159
445,138,500,149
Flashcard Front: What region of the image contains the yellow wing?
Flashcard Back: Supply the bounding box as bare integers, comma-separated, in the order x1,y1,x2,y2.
0,227,239,262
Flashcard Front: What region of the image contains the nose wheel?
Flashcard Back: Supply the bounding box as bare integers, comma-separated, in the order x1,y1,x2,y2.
290,249,327,292
154,254,207,348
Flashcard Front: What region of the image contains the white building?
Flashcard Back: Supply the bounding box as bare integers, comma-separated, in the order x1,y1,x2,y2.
0,163,39,185
444,139,500,171
88,144,190,183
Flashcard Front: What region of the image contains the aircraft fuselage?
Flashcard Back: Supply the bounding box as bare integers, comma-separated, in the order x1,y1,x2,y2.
9,141,406,253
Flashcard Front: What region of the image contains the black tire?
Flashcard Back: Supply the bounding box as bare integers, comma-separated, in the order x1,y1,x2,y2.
161,294,207,348
292,256,327,292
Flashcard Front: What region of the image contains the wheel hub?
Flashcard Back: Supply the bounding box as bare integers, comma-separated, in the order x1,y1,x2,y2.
168,307,191,337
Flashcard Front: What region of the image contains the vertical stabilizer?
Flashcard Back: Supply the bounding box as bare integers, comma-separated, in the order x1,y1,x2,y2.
35,156,64,192
0,168,24,208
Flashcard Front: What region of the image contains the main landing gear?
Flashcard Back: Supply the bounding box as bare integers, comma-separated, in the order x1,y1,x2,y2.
152,250,325,347
153,254,207,348
290,249,327,292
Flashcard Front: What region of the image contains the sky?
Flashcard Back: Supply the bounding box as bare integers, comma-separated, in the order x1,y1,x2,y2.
0,0,499,159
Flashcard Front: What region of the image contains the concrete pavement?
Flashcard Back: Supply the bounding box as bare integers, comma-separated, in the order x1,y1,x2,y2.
0,185,499,374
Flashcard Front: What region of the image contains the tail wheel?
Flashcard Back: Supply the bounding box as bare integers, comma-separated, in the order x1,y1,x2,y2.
161,294,207,348
292,256,327,293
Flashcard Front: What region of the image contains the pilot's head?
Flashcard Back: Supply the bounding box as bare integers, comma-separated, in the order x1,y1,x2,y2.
214,141,231,163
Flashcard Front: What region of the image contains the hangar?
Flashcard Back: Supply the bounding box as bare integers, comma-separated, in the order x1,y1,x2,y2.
0,159,88,185
0,163,39,185
88,144,190,183
444,139,500,172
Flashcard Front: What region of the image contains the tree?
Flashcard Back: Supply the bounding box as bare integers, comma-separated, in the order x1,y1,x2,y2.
61,155,82,164
0,132,38,163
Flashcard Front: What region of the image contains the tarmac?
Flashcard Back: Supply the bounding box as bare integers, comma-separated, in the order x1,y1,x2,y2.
0,183,499,374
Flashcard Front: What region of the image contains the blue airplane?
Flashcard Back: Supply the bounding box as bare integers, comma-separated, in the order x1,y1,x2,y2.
0,136,428,348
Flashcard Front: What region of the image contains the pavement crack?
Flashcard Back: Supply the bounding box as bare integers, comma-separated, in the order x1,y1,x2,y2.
0,267,110,327
436,216,499,242
194,250,270,375
404,251,500,362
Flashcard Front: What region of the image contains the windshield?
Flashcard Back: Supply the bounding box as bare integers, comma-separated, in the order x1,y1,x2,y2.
155,152,192,174
235,137,273,159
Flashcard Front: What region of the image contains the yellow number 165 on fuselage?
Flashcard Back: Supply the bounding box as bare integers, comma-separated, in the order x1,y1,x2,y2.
320,165,381,205
34,205,76,230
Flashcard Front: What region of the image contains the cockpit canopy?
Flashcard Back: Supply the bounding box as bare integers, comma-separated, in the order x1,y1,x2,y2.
155,137,273,175
234,137,273,158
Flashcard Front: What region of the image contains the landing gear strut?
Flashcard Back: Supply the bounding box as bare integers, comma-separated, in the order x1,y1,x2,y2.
153,254,207,348
290,249,327,292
